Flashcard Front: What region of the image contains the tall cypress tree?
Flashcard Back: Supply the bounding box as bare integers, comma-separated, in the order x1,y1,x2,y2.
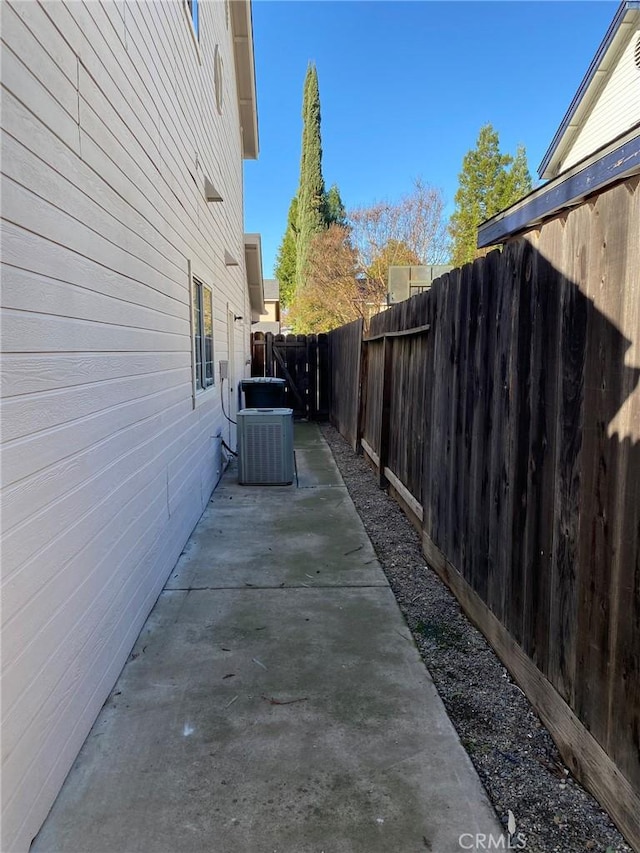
274,64,346,309
274,197,298,308
449,124,532,267
295,63,326,290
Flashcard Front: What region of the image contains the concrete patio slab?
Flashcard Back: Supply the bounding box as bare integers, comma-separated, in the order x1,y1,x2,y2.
31,423,502,853
165,483,383,590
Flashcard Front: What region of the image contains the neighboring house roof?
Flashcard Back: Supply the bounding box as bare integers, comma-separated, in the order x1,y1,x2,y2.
252,320,281,334
478,1,640,248
245,234,266,317
262,279,280,301
539,1,640,179
230,0,259,159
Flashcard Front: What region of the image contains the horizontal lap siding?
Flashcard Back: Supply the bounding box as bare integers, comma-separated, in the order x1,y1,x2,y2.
0,1,249,849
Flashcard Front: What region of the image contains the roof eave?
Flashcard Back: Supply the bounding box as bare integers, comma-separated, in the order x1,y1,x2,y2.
538,1,640,179
230,0,259,160
479,128,640,248
244,233,265,319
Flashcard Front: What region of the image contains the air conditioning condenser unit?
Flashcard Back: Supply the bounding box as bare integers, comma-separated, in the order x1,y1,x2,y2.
237,408,294,485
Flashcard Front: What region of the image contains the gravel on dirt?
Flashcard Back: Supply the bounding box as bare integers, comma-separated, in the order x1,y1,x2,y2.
320,422,632,853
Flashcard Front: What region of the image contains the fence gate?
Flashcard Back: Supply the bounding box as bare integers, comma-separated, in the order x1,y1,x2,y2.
250,332,329,420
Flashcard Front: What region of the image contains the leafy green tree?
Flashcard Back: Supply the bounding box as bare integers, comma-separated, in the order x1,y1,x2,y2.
274,197,298,308
498,144,532,210
449,124,532,267
296,63,326,288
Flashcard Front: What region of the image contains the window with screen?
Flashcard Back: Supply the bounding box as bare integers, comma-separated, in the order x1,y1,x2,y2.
193,278,214,391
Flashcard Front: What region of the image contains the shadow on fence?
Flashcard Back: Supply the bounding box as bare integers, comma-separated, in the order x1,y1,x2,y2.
327,177,640,849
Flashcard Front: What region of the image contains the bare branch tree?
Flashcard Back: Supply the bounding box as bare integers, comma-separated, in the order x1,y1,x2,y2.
349,178,449,275
288,225,372,332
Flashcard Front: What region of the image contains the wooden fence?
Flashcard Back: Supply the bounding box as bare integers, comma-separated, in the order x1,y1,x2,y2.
251,332,329,419
328,175,640,849
327,318,363,450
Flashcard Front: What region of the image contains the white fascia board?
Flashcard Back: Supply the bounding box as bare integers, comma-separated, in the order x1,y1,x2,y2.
230,0,259,159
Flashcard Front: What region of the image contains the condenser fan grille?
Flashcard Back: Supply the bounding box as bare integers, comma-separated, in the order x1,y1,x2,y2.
237,408,294,485
246,423,283,480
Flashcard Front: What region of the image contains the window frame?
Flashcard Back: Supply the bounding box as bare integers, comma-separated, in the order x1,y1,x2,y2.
186,0,199,40
183,0,202,63
192,275,215,399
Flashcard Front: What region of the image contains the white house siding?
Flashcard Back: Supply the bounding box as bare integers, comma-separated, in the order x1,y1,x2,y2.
562,28,640,171
0,2,253,850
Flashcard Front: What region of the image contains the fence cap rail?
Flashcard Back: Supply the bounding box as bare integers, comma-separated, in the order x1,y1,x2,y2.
364,323,431,343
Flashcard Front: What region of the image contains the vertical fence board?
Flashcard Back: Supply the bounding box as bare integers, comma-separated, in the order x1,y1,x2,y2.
317,334,330,419
466,255,493,601
461,261,480,591
446,268,463,571
308,334,318,420
453,266,472,575
519,238,557,664
526,223,564,677
364,339,384,459
378,337,394,487
421,289,437,514
251,331,265,377
505,241,531,643
266,332,274,377
548,205,589,703
328,319,363,448
429,275,449,555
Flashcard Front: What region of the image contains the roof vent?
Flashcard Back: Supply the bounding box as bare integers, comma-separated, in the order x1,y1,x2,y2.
635,35,640,70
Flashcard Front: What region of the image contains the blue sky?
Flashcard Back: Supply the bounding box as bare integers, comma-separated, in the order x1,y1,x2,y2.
243,1,618,277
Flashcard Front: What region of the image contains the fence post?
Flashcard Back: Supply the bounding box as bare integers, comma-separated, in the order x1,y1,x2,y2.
356,320,367,453
265,333,273,377
318,334,330,419
377,335,393,487
308,334,318,420
250,332,265,377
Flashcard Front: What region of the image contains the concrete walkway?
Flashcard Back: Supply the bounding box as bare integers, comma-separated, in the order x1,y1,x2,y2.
33,424,502,853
